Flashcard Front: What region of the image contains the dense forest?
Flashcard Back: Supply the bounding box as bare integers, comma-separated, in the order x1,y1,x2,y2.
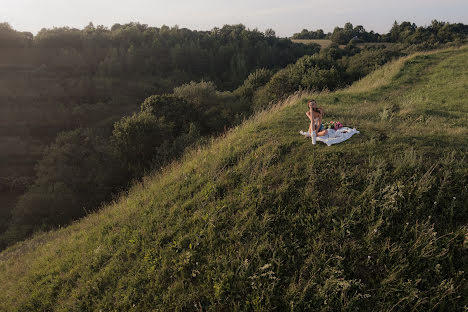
0,20,466,250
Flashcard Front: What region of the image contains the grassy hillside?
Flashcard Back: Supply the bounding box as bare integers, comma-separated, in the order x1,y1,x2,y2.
1,47,467,311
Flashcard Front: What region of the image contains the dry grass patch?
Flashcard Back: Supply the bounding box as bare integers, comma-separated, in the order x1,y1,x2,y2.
291,39,333,48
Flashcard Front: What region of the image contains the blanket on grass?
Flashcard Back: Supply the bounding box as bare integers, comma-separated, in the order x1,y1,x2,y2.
299,127,360,146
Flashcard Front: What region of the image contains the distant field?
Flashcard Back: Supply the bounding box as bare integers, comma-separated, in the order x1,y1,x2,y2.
291,39,395,49
291,39,333,48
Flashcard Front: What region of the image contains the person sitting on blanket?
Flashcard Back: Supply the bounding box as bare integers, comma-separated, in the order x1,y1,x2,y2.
305,99,328,137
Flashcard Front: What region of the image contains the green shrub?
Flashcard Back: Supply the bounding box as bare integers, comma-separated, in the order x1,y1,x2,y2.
343,46,403,82
234,68,274,101
253,55,345,110
112,112,173,177
174,81,237,133
140,94,196,134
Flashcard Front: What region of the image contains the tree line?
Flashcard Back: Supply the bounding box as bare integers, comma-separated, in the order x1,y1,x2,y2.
292,20,468,45
1,22,318,90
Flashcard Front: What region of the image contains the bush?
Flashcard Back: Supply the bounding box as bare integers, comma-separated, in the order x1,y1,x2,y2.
253,55,345,110
342,46,403,82
234,68,273,102
140,94,196,134
253,66,301,110
174,81,235,133
112,112,173,177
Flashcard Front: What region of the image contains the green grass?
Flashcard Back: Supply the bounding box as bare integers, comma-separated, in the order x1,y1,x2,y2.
1,47,467,311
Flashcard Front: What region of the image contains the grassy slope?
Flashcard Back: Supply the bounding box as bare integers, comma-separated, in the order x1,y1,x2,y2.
1,47,467,311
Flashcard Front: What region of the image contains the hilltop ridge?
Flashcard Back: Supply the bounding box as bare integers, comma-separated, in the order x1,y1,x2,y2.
1,47,467,311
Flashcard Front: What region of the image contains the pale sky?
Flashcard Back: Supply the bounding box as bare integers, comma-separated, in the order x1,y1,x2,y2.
1,0,467,37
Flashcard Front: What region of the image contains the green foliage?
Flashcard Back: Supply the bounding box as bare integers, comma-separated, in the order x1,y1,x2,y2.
253,66,301,110
253,43,404,111
330,23,382,44
342,46,403,82
36,22,316,90
0,22,32,47
1,128,123,248
234,69,273,101
112,91,206,179
326,20,468,46
140,94,195,133
292,28,327,40
253,54,344,110
388,20,468,45
174,81,237,133
112,112,173,177
173,81,219,109
297,57,342,90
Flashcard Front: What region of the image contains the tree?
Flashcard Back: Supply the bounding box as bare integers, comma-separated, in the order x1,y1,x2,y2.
234,68,273,101
330,27,348,44
112,112,173,177
265,28,276,37
140,94,196,134
0,22,32,47
9,128,122,236
344,22,354,32
173,81,228,133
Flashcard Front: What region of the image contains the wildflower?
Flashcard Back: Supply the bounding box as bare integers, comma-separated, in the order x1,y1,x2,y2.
453,197,456,200
368,255,371,259
373,229,377,233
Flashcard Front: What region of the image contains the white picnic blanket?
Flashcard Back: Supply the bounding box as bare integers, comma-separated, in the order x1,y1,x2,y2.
299,127,360,146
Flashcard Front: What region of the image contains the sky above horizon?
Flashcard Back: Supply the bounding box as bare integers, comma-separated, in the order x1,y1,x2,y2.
1,0,467,37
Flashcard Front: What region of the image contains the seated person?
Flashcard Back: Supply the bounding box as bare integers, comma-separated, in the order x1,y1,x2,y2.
305,99,328,137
